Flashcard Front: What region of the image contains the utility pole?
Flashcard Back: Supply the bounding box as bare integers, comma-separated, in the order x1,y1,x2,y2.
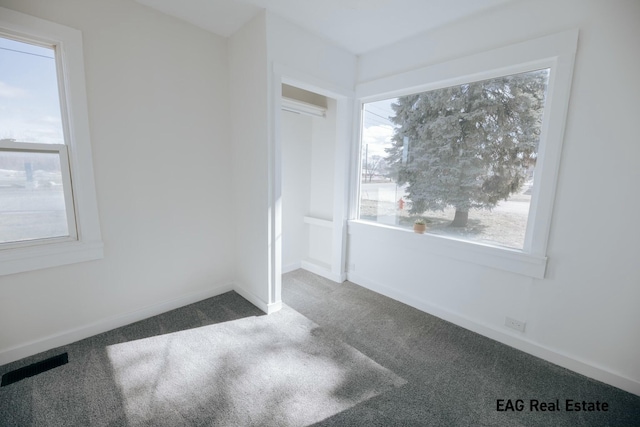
364,143,368,182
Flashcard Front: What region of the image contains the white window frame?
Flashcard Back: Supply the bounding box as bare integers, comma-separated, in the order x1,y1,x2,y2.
0,7,103,276
0,141,77,246
349,30,579,279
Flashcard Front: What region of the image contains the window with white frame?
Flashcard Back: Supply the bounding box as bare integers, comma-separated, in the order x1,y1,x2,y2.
0,36,76,244
0,7,102,276
352,30,578,278
359,69,549,250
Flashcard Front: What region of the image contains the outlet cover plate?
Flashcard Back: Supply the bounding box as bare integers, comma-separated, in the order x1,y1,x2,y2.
505,317,526,332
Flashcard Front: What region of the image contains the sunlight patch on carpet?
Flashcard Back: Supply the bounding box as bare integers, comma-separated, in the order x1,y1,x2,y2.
106,307,406,426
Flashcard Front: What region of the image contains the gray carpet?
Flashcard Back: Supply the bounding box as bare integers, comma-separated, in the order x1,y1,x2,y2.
1,270,639,426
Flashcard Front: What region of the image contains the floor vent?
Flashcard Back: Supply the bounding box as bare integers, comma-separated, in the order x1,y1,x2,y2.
1,353,68,387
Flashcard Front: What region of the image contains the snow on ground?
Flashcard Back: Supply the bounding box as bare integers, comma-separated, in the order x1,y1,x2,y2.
360,181,530,249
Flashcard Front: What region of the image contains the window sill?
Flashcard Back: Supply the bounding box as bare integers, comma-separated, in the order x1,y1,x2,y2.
0,239,104,276
348,220,547,279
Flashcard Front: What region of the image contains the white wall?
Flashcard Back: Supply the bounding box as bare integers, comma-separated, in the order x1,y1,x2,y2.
308,99,337,220
228,13,273,310
266,13,356,95
0,0,233,363
349,0,640,394
281,111,312,271
307,99,337,267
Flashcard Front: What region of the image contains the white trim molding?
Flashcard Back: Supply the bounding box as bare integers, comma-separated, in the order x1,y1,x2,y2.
281,97,326,118
303,216,333,228
282,262,301,274
0,7,103,276
233,282,283,315
0,240,104,277
300,259,343,283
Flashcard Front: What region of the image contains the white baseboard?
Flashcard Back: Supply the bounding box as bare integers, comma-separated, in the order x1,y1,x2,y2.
267,300,283,314
282,262,301,274
300,259,342,283
0,282,234,366
233,283,282,314
347,272,640,397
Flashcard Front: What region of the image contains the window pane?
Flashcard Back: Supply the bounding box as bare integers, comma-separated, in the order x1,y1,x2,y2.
0,36,64,144
0,151,70,243
359,69,550,249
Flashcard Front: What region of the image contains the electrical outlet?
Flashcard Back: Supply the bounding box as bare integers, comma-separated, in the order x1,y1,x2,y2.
505,317,526,332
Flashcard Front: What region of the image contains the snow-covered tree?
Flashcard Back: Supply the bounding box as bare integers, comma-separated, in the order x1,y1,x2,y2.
386,69,549,227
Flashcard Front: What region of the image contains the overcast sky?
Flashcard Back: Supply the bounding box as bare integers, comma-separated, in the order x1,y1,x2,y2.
0,36,64,144
362,98,397,159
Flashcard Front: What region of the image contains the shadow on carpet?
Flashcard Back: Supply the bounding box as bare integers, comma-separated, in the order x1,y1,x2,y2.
0,291,405,426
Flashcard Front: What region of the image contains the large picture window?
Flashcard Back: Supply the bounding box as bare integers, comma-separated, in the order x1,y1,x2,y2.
351,30,578,277
359,69,550,250
0,7,103,276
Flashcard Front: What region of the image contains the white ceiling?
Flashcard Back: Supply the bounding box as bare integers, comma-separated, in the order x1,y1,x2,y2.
135,0,514,55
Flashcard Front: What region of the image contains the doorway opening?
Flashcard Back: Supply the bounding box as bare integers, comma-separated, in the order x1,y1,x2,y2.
279,82,349,283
